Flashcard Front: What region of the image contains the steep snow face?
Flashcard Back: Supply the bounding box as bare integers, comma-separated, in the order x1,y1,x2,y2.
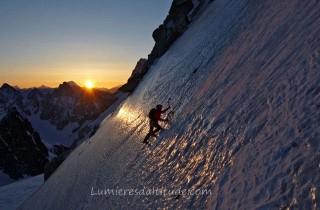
20,0,320,209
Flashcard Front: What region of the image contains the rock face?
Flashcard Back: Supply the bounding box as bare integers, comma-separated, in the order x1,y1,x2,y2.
0,107,48,180
150,0,193,59
119,59,147,92
120,0,208,93
150,0,207,61
25,88,44,114
131,58,147,76
48,144,70,156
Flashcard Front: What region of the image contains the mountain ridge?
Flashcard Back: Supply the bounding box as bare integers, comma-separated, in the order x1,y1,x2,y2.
0,81,122,186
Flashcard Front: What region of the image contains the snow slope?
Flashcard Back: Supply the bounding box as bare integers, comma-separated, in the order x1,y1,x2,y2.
28,113,78,146
20,0,320,209
0,175,43,210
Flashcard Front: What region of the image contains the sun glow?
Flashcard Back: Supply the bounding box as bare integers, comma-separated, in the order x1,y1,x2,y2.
85,81,94,89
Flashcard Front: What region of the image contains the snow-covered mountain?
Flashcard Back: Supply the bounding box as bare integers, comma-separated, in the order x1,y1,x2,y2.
0,82,121,186
0,81,118,146
19,0,320,209
40,81,117,130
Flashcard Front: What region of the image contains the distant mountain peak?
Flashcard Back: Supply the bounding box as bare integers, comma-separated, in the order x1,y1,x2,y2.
67,81,79,87
28,88,44,97
1,83,14,89
38,85,50,89
0,83,19,94
53,82,74,96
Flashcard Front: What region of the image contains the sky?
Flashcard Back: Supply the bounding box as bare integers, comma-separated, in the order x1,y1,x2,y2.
0,0,172,88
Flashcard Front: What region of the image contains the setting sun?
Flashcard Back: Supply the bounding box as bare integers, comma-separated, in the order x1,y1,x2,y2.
85,81,94,89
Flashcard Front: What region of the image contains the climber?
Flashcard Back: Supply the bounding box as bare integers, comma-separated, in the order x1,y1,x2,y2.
143,104,170,145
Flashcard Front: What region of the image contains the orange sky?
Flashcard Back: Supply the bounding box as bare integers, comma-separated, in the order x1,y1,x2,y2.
1,61,133,88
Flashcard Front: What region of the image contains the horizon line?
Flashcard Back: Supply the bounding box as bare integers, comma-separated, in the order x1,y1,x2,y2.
0,81,123,90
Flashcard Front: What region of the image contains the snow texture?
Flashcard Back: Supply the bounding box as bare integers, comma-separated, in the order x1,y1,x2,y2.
28,113,78,147
19,0,320,209
0,175,43,210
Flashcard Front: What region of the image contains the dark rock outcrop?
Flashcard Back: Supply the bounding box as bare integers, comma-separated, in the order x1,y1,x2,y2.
120,0,208,93
119,58,147,92
150,0,194,60
44,155,66,181
49,144,70,156
45,145,70,181
0,107,48,180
